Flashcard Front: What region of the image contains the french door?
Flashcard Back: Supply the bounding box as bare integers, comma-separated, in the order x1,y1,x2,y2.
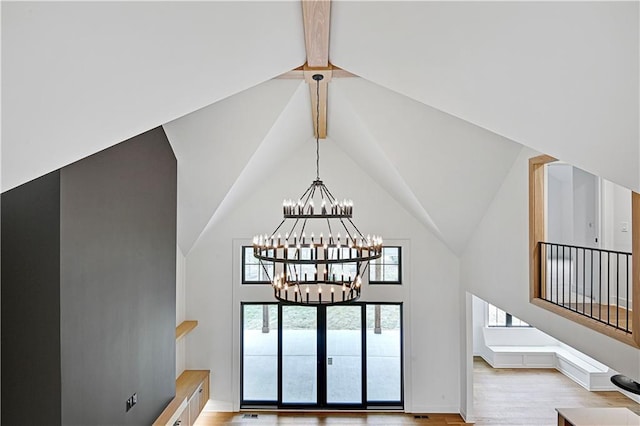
241,303,403,409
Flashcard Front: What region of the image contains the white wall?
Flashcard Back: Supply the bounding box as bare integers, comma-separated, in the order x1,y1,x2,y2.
472,295,486,356
602,179,632,253
572,168,598,248
184,139,461,413
461,148,640,381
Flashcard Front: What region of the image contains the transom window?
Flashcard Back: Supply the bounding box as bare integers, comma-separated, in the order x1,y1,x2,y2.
242,246,274,284
369,246,401,284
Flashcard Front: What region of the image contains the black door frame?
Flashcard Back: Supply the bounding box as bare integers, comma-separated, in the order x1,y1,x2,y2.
241,302,404,410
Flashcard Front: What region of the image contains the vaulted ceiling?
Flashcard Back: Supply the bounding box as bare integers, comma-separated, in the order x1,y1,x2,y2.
2,1,638,256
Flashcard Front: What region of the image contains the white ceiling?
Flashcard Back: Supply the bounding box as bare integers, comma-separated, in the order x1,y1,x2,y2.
2,1,638,256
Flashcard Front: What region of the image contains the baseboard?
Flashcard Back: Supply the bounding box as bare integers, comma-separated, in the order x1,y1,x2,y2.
409,405,459,413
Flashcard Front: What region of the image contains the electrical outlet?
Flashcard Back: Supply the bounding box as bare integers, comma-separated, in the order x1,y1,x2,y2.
126,393,137,412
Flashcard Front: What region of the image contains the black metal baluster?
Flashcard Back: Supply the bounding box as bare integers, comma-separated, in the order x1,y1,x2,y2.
556,244,560,304
562,246,566,307
581,248,584,314
599,251,602,321
569,247,573,310
607,252,610,326
617,253,620,329
590,249,593,317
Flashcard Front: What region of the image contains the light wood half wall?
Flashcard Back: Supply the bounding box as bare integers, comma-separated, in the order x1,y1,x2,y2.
529,155,556,301
528,154,640,347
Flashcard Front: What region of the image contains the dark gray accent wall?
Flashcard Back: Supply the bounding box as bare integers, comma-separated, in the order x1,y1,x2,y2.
1,127,177,425
60,127,176,425
1,171,62,425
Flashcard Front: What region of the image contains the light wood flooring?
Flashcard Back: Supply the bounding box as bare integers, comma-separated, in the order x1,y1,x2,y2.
473,357,640,425
194,412,470,426
563,303,632,332
192,358,640,425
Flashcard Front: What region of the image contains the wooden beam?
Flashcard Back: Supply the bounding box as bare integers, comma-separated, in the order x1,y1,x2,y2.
304,65,332,139
632,191,640,345
302,0,331,67
276,64,356,80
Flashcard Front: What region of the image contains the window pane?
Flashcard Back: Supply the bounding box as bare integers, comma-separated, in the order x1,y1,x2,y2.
488,305,507,327
369,263,382,282
366,305,401,402
511,316,530,327
369,246,401,284
243,246,273,283
487,304,529,327
242,304,278,401
326,306,362,404
282,306,317,403
384,265,399,282
384,247,399,263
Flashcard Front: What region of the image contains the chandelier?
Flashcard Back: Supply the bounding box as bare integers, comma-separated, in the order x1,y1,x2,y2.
253,74,382,305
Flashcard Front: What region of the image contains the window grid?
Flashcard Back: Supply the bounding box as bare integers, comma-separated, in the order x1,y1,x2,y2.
242,246,274,284
369,246,402,284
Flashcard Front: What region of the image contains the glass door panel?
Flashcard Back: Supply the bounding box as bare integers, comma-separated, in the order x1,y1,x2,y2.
281,305,318,404
326,305,362,404
242,304,278,402
366,304,401,402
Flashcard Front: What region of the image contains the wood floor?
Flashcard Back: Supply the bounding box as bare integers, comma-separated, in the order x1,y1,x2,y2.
473,357,640,425
194,412,470,425
563,303,632,331
192,358,640,425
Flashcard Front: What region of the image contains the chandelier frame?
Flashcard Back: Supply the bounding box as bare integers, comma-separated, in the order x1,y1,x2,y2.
252,74,382,305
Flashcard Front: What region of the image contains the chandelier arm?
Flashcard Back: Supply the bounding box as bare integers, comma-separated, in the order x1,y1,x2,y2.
259,259,274,283
345,217,367,240
360,259,372,280
320,184,339,204
285,218,301,241
299,218,309,242
270,218,287,238
300,183,317,214
303,183,316,205
337,218,356,242
317,183,328,204
286,262,295,283
325,217,334,244
296,183,315,206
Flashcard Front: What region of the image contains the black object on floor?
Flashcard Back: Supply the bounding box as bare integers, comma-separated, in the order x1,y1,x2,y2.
611,374,640,395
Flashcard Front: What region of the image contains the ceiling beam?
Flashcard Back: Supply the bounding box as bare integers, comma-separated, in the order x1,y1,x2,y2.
304,65,332,139
299,0,334,139
276,64,357,80
302,0,331,67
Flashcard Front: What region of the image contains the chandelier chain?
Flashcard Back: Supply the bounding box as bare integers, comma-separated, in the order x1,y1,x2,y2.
316,76,320,180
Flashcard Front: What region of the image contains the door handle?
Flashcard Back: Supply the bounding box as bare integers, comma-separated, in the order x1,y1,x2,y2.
328,357,333,365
